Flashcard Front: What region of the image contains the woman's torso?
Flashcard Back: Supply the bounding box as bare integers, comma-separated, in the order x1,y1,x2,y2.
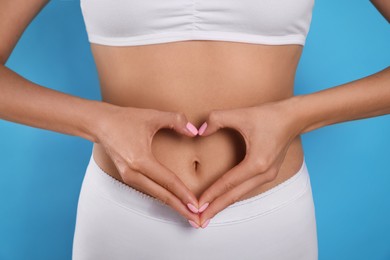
91,40,305,200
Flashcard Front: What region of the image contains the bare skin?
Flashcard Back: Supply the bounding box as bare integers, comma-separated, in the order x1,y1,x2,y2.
91,41,305,201
370,0,390,22
1,0,389,227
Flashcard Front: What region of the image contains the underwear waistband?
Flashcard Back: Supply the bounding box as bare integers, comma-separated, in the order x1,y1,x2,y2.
83,153,310,226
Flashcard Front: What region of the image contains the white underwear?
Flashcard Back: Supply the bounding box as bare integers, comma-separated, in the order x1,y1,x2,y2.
72,153,318,260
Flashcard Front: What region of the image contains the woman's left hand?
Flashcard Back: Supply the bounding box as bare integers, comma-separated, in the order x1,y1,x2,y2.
196,98,304,227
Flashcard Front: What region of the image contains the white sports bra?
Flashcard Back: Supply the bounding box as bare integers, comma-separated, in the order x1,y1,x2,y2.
80,0,315,47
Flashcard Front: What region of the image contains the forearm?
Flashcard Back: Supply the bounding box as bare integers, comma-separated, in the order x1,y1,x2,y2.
287,66,390,134
370,0,390,23
0,64,114,143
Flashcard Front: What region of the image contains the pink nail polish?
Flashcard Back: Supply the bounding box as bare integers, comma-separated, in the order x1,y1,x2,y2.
186,122,198,135
187,203,199,213
198,122,207,136
201,219,210,229
198,202,209,213
188,220,200,229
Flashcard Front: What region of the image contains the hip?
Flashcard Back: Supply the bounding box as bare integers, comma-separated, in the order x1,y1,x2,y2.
72,150,317,259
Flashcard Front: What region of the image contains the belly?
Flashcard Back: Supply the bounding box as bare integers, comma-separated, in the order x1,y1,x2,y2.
91,40,305,200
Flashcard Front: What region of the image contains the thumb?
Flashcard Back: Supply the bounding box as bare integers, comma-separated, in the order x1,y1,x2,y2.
160,111,198,137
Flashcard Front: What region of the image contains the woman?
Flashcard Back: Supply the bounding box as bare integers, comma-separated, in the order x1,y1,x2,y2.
1,0,389,259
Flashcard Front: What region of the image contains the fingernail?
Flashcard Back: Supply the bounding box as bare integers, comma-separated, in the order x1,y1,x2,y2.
198,202,209,213
201,219,210,229
187,203,199,213
198,122,207,136
188,220,200,229
186,122,198,135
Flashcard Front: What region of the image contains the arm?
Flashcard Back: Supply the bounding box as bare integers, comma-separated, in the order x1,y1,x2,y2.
286,0,390,133
0,0,111,143
370,0,390,23
194,65,390,225
289,66,390,134
189,0,390,225
0,0,202,224
0,65,112,142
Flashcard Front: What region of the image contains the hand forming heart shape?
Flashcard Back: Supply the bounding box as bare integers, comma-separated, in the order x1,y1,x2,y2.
97,100,302,229
186,100,303,229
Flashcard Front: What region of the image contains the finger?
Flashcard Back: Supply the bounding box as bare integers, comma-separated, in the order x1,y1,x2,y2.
199,167,279,223
157,111,198,137
198,153,267,210
135,153,200,212
198,108,246,137
120,166,201,225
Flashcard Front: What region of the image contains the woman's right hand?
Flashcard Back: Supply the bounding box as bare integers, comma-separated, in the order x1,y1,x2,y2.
94,104,201,227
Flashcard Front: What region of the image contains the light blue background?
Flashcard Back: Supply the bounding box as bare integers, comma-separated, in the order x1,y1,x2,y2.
0,0,389,259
